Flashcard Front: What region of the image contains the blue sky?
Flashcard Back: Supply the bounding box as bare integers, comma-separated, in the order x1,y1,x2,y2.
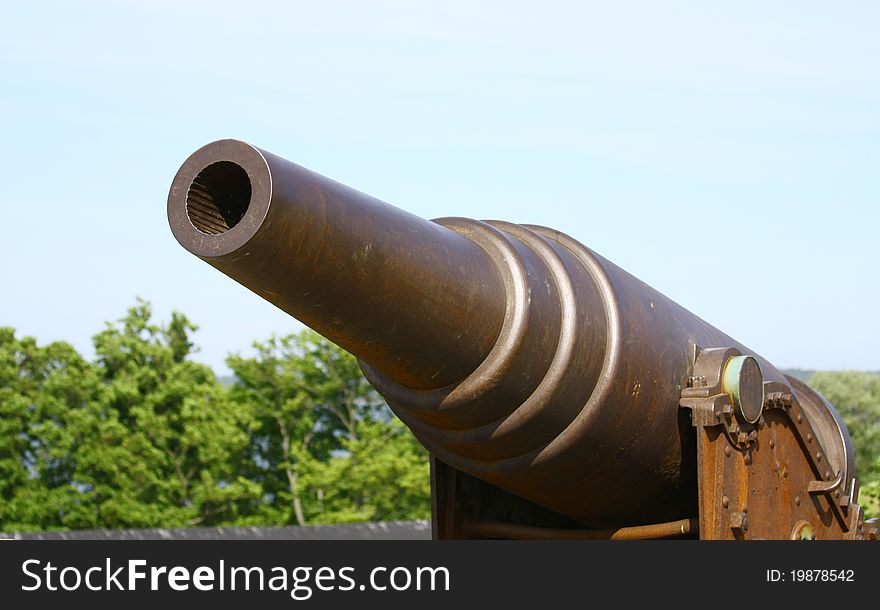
1,1,878,374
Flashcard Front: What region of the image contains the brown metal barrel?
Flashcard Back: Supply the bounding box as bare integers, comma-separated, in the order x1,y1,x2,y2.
167,139,854,527
167,140,508,390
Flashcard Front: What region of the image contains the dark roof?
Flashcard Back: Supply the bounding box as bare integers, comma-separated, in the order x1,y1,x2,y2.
3,520,431,540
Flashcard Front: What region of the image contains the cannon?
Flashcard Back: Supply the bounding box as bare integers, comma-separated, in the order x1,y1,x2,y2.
168,140,878,540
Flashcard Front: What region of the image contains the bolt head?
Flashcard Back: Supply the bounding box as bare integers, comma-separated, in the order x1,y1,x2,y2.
729,512,749,532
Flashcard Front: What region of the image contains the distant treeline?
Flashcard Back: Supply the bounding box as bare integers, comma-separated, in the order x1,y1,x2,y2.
783,369,880,383
0,301,877,532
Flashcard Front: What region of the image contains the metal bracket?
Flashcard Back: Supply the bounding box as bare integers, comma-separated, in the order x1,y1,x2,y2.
681,347,760,452
680,345,862,539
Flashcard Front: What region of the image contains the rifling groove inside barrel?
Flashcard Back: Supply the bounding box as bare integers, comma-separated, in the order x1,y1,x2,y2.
185,161,251,234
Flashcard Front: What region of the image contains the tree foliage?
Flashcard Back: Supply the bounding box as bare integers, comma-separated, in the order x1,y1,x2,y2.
85,300,259,528
226,331,429,526
0,328,100,530
0,301,429,532
810,371,880,518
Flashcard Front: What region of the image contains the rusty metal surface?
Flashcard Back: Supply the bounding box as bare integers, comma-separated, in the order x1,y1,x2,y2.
682,349,864,539
168,139,864,537
691,411,851,540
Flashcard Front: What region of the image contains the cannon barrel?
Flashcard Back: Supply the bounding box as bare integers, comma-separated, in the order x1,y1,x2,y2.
168,139,858,532
167,140,507,390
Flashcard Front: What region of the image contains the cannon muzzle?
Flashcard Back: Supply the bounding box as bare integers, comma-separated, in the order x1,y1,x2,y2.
168,140,872,539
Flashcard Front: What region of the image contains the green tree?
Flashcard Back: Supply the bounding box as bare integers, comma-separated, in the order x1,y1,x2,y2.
0,301,266,532
0,328,101,531
227,330,430,526
1,304,431,533
83,299,260,528
810,371,880,519
304,416,431,524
